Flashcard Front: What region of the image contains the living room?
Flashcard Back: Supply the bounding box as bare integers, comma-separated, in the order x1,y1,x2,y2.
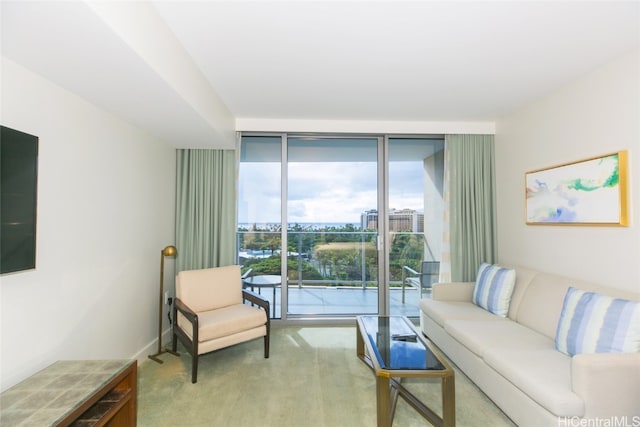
1,1,638,426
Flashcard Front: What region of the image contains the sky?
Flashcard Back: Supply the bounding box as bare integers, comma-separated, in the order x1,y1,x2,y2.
238,160,425,224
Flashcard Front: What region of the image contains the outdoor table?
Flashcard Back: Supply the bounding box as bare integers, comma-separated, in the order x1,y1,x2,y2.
242,274,281,318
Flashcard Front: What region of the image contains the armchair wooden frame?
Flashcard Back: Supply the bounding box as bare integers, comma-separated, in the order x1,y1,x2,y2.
172,288,270,383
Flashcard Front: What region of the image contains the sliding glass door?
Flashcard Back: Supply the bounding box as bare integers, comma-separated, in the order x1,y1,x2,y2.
238,133,444,320
387,137,445,316
286,137,380,316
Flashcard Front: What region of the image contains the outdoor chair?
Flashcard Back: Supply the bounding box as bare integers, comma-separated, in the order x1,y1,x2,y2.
172,265,270,383
401,261,440,302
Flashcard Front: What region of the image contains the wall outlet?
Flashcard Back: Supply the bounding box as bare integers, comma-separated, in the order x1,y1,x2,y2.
164,292,170,305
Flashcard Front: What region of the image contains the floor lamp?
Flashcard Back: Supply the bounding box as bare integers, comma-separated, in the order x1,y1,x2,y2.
149,245,179,363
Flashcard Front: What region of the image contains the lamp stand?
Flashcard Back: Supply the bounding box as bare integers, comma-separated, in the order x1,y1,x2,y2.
149,246,179,363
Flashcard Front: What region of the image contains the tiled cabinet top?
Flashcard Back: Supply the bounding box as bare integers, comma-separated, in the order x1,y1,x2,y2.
0,360,135,427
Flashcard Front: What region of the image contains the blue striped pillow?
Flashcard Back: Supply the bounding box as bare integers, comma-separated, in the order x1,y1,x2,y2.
472,263,516,317
556,287,640,356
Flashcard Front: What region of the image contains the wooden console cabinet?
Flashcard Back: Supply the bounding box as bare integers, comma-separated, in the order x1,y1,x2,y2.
0,360,137,426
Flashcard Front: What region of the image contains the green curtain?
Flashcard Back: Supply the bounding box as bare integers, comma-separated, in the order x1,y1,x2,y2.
175,149,237,272
446,134,497,281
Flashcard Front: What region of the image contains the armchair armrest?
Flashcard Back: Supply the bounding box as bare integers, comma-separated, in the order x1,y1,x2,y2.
432,282,475,301
174,297,199,335
572,352,640,418
243,289,270,315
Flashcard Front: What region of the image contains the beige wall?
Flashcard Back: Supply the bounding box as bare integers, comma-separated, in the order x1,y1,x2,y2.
0,58,177,391
495,49,639,292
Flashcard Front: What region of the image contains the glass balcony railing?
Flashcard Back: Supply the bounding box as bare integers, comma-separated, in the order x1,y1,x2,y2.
238,230,426,287
237,229,429,317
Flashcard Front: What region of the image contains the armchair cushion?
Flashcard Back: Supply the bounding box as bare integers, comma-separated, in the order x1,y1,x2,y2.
176,265,242,312
178,304,267,343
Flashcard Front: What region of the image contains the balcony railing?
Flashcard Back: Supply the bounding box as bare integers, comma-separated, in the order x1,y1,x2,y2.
237,229,431,317
238,230,426,285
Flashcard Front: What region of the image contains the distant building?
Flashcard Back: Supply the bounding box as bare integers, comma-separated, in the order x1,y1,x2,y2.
361,209,379,230
360,209,424,232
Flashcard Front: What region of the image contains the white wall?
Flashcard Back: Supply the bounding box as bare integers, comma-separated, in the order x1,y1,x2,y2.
236,117,495,135
0,58,177,391
495,49,640,292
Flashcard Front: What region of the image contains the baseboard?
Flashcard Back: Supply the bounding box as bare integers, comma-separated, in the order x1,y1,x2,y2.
132,327,175,366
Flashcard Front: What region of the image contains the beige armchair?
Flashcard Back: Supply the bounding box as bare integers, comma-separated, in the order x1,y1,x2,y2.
171,265,270,383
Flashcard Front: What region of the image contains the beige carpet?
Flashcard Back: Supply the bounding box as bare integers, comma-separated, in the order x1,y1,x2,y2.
138,326,515,426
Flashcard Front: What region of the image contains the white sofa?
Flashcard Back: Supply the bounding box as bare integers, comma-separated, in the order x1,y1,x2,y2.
419,265,640,427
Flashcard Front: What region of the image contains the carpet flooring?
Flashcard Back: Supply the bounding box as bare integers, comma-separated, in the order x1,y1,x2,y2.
138,326,516,426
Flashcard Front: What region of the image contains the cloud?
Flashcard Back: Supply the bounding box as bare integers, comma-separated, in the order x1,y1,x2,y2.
239,162,281,223
287,162,377,223
239,160,424,224
389,161,424,209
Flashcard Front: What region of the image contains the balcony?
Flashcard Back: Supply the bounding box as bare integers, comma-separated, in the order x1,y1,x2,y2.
238,229,433,318
247,285,429,318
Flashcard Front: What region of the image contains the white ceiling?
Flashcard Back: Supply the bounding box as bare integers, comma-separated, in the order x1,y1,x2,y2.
2,1,639,148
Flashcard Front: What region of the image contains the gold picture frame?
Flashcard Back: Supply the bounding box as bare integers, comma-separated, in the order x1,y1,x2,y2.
525,151,628,226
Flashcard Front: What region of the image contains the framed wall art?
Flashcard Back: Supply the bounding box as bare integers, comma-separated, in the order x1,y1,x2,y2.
525,151,628,226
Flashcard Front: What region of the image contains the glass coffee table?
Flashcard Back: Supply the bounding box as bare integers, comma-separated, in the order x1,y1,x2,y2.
356,315,455,427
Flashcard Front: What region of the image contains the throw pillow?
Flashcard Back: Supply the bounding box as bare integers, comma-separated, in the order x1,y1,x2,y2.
472,262,516,317
555,287,640,356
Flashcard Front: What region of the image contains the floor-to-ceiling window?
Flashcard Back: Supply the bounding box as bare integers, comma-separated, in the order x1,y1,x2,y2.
238,133,444,320
238,135,283,314
387,137,445,316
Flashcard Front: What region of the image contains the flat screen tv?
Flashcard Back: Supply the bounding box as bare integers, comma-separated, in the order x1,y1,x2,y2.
1,126,38,274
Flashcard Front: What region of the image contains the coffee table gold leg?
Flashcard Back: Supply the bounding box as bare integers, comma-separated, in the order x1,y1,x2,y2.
442,374,456,427
390,379,400,421
376,376,392,427
356,325,364,360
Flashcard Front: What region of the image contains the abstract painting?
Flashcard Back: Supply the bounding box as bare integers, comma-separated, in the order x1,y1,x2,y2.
525,151,628,226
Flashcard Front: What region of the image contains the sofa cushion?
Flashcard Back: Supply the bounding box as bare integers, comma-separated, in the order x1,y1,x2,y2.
556,287,640,356
445,319,552,358
472,263,516,317
419,299,504,328
483,347,585,417
503,265,538,320
515,272,639,342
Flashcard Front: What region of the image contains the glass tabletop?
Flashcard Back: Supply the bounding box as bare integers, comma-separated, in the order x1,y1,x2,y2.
359,316,445,371
243,275,282,286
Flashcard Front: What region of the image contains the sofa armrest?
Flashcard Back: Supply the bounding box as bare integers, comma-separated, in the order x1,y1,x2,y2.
572,352,640,418
432,282,475,301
